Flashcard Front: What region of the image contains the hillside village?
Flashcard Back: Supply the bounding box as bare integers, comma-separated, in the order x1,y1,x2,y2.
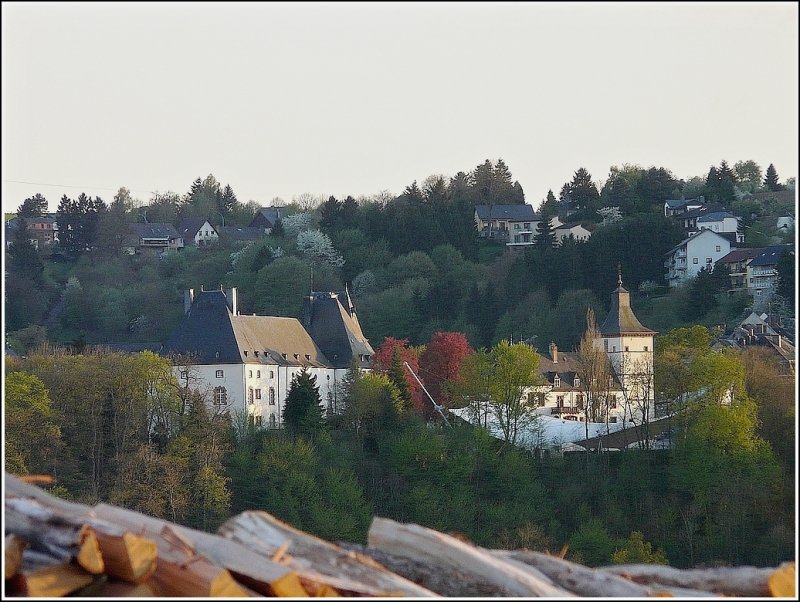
4,159,796,572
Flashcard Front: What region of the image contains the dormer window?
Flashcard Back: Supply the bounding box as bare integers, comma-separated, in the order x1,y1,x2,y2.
305,354,311,361
293,353,299,360
574,377,580,387
255,351,259,357
553,375,561,387
282,353,287,360
244,351,248,357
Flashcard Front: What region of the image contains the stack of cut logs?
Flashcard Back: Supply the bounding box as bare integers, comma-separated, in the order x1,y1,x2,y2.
4,473,795,598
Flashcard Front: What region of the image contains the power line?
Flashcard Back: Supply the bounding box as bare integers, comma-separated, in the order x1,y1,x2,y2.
3,179,156,195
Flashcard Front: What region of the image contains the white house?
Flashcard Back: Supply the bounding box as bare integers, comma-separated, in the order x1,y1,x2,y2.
125,223,184,254
746,245,792,301
162,287,374,429
695,211,742,243
664,197,705,217
663,229,731,287
177,218,219,247
554,223,591,245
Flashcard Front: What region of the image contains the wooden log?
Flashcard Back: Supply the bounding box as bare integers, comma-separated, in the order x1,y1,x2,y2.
5,534,26,579
9,562,94,597
768,561,796,598
599,563,778,597
219,511,439,597
80,578,162,597
368,517,574,597
487,549,653,597
92,503,303,596
5,494,157,584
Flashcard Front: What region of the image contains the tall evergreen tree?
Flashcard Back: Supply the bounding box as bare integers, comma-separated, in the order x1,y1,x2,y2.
534,217,557,248
388,346,412,412
539,189,559,220
282,368,326,439
764,163,783,191
563,168,601,218
18,193,48,218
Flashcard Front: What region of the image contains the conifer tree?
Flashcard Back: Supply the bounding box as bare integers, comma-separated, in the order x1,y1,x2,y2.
764,163,783,191
534,217,557,248
388,346,412,412
283,368,326,439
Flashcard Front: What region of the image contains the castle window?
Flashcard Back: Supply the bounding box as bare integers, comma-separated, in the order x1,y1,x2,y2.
269,414,277,428
624,346,629,352
216,370,223,378
249,370,252,378
255,389,261,400
270,371,275,379
179,370,188,380
693,258,699,264
644,346,648,351
213,387,228,406
255,415,263,427
257,370,261,378
269,387,276,405
248,388,254,404
604,339,608,351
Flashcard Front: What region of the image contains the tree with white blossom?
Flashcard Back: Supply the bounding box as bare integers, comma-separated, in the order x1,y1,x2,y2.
296,229,345,267
282,212,315,237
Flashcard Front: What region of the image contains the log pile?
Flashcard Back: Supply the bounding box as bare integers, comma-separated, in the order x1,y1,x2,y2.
3,473,796,598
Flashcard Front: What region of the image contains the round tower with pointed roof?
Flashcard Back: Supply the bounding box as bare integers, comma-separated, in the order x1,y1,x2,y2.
596,269,657,422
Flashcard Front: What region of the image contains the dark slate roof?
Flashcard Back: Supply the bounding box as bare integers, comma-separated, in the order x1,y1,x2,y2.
664,199,687,208
717,248,764,264
217,226,265,242
161,290,243,364
162,289,333,367
600,284,656,336
249,207,282,229
475,204,538,221
554,222,587,230
697,211,736,222
749,245,791,267
176,218,214,240
680,204,727,220
130,223,180,239
301,290,374,369
536,351,621,388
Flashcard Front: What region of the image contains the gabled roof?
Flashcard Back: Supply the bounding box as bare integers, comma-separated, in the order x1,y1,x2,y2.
555,222,588,231
749,245,792,267
176,218,215,240
130,223,180,239
664,197,704,209
697,211,736,223
717,248,764,264
475,204,538,221
250,207,282,228
664,229,729,256
217,226,265,242
302,290,374,369
680,204,727,220
600,281,656,336
161,289,332,367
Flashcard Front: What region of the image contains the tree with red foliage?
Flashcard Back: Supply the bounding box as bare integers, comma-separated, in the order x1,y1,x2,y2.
419,332,474,412
371,337,425,415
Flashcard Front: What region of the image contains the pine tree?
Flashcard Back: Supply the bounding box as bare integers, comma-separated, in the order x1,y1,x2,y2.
540,190,559,220
388,347,412,412
18,193,48,218
534,218,557,248
764,164,783,191
282,368,326,439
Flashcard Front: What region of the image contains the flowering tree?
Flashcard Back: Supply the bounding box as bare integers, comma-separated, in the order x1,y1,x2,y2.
282,212,314,237
597,206,622,226
296,229,345,267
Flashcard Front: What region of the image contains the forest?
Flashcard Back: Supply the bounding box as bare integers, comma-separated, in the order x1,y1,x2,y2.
4,157,796,569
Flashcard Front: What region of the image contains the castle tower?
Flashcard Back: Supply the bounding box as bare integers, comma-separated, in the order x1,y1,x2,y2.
597,270,657,421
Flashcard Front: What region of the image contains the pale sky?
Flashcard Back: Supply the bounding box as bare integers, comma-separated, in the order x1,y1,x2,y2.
2,2,798,214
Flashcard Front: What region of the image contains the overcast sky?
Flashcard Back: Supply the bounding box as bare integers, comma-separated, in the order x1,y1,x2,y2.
2,2,798,214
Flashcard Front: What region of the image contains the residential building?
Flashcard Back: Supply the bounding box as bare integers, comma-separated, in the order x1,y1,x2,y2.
776,216,794,232
663,197,705,217
177,218,219,247
474,204,539,244
554,222,591,245
696,211,743,243
719,312,795,375
746,244,792,301
249,207,283,233
716,248,764,293
664,229,731,287
161,287,374,428
5,214,59,249
125,223,184,254
524,277,655,425
216,226,266,245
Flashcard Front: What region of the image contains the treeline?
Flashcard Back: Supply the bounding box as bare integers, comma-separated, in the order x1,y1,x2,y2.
5,323,794,568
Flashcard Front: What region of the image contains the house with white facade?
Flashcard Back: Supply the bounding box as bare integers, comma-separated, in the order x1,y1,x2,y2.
663,197,705,217
696,211,743,243
125,223,184,254
663,229,731,287
716,247,764,293
474,204,556,246
554,222,591,245
177,218,219,247
161,287,374,429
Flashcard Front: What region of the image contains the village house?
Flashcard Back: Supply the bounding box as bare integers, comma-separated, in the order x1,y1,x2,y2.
746,244,792,301
5,214,59,249
663,197,705,217
663,229,731,287
161,287,374,429
124,223,184,254
176,218,219,247
249,207,283,234
554,222,591,245
715,247,765,294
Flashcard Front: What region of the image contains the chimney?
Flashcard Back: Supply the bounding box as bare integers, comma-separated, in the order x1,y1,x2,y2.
224,287,238,316
183,289,194,315
549,342,558,363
